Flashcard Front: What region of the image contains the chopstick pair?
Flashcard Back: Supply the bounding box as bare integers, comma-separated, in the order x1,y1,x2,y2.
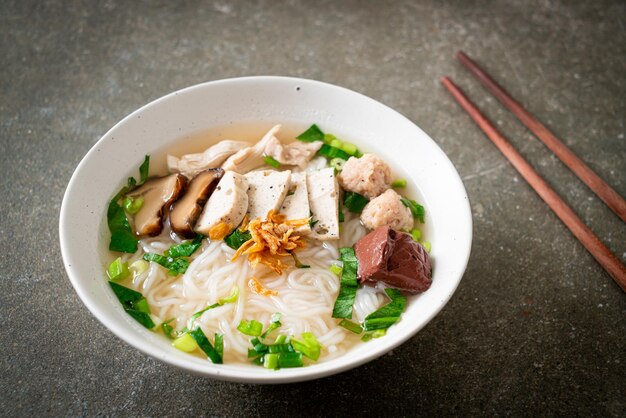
442,51,626,292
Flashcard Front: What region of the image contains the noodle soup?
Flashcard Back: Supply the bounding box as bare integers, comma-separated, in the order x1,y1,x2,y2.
104,123,433,368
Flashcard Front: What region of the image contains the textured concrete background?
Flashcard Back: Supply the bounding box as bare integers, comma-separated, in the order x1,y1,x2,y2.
1,0,625,416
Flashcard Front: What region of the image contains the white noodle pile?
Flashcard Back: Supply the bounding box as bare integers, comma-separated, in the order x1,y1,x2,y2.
120,211,385,364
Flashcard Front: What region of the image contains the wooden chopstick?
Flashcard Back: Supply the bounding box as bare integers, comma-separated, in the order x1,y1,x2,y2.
441,76,626,292
457,51,626,223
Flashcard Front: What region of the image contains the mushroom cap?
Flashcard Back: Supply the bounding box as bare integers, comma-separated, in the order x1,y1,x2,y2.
127,174,187,237
169,168,224,238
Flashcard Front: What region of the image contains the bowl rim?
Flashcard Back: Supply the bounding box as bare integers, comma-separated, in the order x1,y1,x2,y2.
60,76,472,383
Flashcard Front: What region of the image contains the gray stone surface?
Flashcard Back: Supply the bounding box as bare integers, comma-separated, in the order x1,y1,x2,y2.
1,0,625,416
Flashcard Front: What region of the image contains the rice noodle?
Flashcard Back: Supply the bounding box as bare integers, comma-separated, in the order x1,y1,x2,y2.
120,183,385,365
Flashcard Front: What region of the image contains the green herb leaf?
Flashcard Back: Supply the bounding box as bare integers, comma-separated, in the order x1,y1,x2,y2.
362,288,407,331
332,247,359,319
138,155,150,185
224,229,252,250
143,253,190,275
109,281,155,329
264,155,281,168
309,210,318,228
189,327,223,364
107,199,138,253
343,192,369,213
400,197,426,224
296,124,325,142
165,235,204,258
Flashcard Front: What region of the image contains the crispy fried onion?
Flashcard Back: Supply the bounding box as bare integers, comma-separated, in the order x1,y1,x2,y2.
231,210,308,275
209,222,233,240
248,276,278,296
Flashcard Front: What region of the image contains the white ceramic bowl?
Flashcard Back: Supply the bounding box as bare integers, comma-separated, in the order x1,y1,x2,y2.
60,76,472,383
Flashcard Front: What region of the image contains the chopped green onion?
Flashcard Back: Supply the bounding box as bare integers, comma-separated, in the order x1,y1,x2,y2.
264,353,279,369
338,141,358,156
338,319,363,334
317,143,350,160
107,257,130,282
218,286,240,305
343,192,369,213
361,329,387,342
161,319,177,339
391,179,407,188
362,288,407,331
278,352,303,368
214,333,224,359
330,158,346,172
261,313,282,338
297,124,325,142
372,329,387,338
237,319,264,336
400,197,426,224
122,196,144,214
172,333,198,352
129,259,149,276
189,327,223,364
109,281,155,329
188,303,220,327
290,332,321,361
290,252,310,269
329,264,343,276
422,241,431,253
165,235,203,258
224,229,252,250
268,344,293,354
410,228,422,242
323,133,338,144
143,253,190,275
332,248,359,319
264,155,281,168
250,337,269,354
329,138,342,149
252,357,264,366
274,334,288,345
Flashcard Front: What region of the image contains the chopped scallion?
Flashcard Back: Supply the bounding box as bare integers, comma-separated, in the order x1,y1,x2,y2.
338,141,358,156
237,319,264,336
172,333,198,352
330,157,346,172
391,179,407,188
338,319,363,334
218,286,240,305
129,259,149,276
422,241,431,253
189,327,223,364
410,228,422,242
122,196,144,214
277,352,303,368
107,257,130,282
264,353,279,370
329,263,343,276
161,319,177,339
290,332,321,361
